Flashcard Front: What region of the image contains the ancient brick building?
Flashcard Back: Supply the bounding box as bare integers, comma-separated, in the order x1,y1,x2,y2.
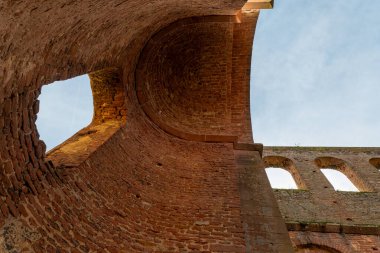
0,0,379,252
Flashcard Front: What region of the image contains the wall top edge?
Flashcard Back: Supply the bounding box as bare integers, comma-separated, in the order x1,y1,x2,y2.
264,146,380,152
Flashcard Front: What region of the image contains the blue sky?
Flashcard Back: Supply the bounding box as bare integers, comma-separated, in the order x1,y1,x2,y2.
37,0,380,151
36,75,93,151
251,0,380,147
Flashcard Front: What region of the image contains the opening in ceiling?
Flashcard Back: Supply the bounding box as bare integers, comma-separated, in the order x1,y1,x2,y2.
36,75,93,151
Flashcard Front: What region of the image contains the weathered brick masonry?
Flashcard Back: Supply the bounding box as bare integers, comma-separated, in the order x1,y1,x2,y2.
0,0,378,252
264,147,380,252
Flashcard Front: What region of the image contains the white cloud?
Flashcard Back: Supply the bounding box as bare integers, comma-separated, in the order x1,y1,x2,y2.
251,0,380,146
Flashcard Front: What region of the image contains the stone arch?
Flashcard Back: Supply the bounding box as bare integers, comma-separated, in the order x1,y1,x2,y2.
314,156,373,192
265,167,298,189
263,155,307,189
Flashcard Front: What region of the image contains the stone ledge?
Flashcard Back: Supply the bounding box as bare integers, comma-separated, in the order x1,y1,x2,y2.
286,221,380,235
233,142,263,156
265,146,380,153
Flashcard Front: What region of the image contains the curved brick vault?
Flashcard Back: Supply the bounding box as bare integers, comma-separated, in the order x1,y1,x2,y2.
0,1,293,252
1,0,379,252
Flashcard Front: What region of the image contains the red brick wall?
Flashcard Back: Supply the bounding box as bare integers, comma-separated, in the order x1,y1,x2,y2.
137,17,233,137
89,68,127,124
136,14,256,143
0,2,295,251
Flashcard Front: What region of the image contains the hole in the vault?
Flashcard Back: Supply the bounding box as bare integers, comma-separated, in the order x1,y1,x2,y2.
36,74,93,151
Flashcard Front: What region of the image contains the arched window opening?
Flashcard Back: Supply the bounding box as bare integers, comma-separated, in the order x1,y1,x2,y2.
315,156,372,192
36,74,93,151
263,156,307,189
320,169,359,192
369,158,380,170
265,167,298,189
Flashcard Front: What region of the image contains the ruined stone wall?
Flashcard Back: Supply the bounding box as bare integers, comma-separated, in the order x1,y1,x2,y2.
264,147,380,252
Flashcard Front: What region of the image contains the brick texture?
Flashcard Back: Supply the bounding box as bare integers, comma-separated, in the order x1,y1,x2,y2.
0,1,294,251
0,0,377,252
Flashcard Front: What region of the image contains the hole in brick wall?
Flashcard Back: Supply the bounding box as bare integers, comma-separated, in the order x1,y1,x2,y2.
36,74,93,151
314,156,372,192
369,158,380,170
263,155,307,189
320,169,359,192
265,167,298,189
